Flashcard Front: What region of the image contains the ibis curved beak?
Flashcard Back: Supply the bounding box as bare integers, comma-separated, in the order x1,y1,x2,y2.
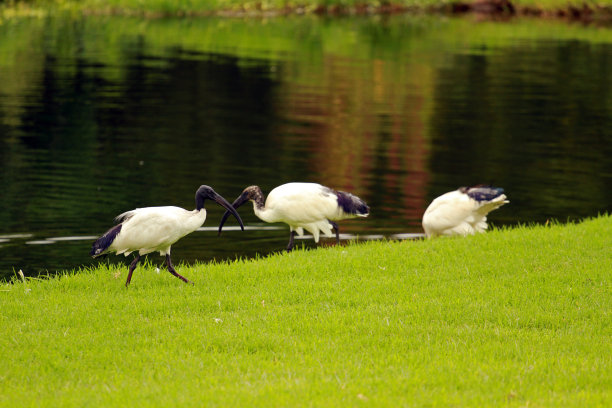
218,191,250,236
212,193,245,232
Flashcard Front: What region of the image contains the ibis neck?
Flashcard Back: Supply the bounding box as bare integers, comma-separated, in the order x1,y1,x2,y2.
252,201,275,223
250,187,265,210
196,196,205,211
182,208,207,235
193,208,207,220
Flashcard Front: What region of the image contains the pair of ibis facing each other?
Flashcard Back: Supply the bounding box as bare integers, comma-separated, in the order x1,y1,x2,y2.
91,183,370,286
91,183,507,286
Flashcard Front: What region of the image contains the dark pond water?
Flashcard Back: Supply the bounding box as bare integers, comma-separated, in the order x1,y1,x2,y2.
1,16,610,280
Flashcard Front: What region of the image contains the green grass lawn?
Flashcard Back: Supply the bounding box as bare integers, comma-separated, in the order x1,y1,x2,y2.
1,215,610,406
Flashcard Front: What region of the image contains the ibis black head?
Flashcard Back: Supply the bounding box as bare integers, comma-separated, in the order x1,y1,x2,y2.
218,185,264,235
195,185,244,231
238,186,264,208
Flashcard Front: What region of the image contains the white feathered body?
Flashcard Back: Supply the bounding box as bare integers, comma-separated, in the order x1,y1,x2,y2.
252,183,368,242
109,206,207,256
422,190,508,238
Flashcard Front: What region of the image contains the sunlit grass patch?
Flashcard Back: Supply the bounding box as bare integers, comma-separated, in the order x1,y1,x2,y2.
1,215,610,406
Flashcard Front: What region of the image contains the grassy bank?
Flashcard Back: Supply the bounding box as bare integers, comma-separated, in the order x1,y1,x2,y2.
2,0,612,19
1,215,610,406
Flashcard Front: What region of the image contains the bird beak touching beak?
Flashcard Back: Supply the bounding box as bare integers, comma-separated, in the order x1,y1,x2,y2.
218,191,250,235
213,193,245,233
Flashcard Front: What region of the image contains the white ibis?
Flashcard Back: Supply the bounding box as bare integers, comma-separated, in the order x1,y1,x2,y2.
90,185,244,286
218,182,369,251
422,185,509,238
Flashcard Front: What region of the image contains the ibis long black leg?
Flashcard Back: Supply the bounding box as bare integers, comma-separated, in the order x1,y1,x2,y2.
329,220,340,244
286,230,297,252
125,255,141,287
165,255,193,285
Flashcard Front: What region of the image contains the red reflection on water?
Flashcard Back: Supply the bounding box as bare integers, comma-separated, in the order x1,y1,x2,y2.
278,56,430,231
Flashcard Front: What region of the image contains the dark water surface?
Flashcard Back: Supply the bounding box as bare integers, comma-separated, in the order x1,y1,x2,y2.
1,16,610,279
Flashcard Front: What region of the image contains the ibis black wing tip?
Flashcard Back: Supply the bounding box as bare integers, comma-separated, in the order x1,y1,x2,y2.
90,224,122,257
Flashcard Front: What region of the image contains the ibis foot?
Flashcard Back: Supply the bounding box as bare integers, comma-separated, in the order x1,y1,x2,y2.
286,230,297,252
329,220,340,244
125,255,141,287
165,255,193,285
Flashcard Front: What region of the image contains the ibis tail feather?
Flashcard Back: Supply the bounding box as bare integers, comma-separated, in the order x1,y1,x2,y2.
90,224,122,257
336,191,370,217
463,186,506,202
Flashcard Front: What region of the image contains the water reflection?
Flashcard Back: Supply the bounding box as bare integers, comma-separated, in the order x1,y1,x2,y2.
0,16,610,279
430,41,612,223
